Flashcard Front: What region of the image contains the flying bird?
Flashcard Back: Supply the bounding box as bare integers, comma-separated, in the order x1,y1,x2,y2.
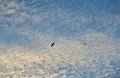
51,42,55,47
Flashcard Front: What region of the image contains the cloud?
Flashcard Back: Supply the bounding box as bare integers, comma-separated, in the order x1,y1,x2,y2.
0,30,120,77
0,0,120,77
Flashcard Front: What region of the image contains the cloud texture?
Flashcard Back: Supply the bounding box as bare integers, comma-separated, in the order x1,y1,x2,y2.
0,0,120,78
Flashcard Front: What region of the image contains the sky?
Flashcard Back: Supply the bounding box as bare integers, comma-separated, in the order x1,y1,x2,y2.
0,0,120,78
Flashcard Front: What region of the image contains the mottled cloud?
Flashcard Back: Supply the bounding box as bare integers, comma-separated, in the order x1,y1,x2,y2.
0,0,120,78
0,31,120,77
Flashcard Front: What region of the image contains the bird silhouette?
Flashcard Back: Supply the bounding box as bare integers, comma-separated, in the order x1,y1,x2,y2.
51,42,55,47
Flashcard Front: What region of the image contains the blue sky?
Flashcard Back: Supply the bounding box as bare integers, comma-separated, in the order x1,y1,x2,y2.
0,0,120,49
0,0,120,51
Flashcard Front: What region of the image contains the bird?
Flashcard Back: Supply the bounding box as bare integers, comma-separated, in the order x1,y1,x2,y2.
51,42,55,47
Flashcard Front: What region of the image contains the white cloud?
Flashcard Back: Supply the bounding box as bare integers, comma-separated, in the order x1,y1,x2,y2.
0,1,120,77
0,28,120,77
